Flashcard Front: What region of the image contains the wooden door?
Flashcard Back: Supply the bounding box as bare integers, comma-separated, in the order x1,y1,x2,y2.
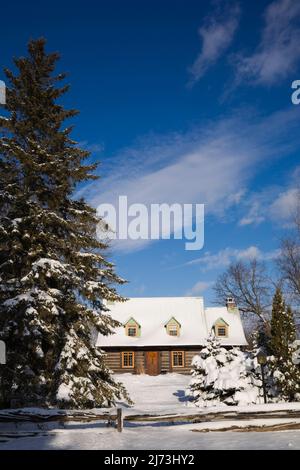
145,351,160,375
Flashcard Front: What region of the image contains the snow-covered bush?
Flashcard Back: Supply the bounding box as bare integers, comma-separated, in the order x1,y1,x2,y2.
189,335,262,407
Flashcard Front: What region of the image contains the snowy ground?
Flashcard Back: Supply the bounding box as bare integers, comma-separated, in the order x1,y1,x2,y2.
116,373,191,414
1,422,300,450
1,373,300,450
116,373,300,416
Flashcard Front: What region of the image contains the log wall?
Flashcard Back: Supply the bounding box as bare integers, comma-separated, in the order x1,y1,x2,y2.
103,348,202,375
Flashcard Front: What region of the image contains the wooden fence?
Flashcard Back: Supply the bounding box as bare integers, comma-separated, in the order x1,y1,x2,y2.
0,408,123,432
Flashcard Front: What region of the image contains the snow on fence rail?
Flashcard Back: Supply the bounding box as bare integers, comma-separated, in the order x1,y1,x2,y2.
0,408,123,432
124,409,300,425
2,406,300,431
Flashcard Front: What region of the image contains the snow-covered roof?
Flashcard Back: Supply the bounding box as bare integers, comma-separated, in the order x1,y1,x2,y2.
205,307,248,346
96,297,247,348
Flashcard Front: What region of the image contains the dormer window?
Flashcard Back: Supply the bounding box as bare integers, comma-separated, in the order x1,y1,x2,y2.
127,326,137,337
214,318,229,338
168,325,178,336
124,317,141,337
217,326,227,337
165,317,181,337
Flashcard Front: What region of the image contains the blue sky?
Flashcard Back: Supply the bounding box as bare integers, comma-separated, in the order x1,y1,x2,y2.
1,0,300,304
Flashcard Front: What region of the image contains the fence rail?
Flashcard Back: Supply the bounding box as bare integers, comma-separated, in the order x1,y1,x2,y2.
1,407,300,432
0,408,123,432
124,409,300,424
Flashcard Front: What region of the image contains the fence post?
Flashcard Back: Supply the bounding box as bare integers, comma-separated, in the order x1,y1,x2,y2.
116,408,123,432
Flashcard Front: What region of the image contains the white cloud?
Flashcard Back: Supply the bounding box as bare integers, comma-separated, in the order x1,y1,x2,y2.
235,0,300,85
187,246,279,271
76,107,300,253
185,280,213,296
270,187,299,221
238,190,275,226
239,199,265,226
238,170,300,227
188,3,240,85
226,189,246,205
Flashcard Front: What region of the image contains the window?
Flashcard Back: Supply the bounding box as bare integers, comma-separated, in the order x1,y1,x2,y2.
217,326,227,337
122,351,135,368
214,317,229,338
172,351,184,367
168,325,179,336
127,327,137,337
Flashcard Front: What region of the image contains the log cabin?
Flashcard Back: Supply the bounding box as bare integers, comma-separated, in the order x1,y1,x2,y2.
96,296,247,375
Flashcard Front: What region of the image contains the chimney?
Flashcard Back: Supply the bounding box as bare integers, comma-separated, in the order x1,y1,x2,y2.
226,297,236,310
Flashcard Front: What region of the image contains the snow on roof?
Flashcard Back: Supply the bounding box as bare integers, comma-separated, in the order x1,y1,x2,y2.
96,297,247,348
205,307,248,346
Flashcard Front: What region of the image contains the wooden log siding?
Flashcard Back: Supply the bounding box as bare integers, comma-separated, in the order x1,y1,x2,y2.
103,348,203,374
160,350,170,373
105,351,123,373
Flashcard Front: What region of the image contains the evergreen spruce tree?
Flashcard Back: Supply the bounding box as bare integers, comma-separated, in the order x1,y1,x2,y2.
0,39,129,408
269,288,300,401
189,334,260,407
270,288,288,356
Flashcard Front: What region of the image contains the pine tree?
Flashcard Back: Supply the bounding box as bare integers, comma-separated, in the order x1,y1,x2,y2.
248,330,279,402
0,39,129,408
270,288,287,357
189,334,260,407
269,288,300,401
